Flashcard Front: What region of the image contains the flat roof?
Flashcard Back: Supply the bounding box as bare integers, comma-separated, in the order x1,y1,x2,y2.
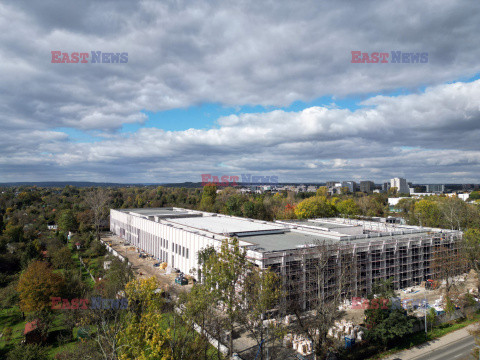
119,208,193,217
167,216,285,236
240,231,336,252
279,219,358,229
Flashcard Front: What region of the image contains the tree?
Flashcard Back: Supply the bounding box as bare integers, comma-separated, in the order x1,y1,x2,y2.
395,198,416,216
57,209,78,233
371,277,396,299
414,199,441,227
294,196,337,219
463,229,480,291
102,257,134,298
439,197,468,230
3,223,24,242
290,242,353,360
181,283,220,359
366,309,418,349
85,189,110,241
316,187,328,197
0,211,4,234
469,191,480,201
431,245,463,295
239,267,283,360
469,324,480,359
7,343,50,360
203,237,248,356
336,199,360,217
117,277,171,360
196,246,216,283
199,184,217,212
50,246,75,270
225,194,245,216
17,261,65,313
426,307,437,331
388,187,398,196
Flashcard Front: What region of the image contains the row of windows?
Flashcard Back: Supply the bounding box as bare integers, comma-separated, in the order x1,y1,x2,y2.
160,237,169,249
170,242,189,259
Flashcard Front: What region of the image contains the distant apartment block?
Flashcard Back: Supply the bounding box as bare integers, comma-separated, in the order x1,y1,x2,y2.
426,184,445,193
326,181,339,188
391,177,409,194
382,182,391,192
341,181,357,193
110,208,463,311
360,181,374,193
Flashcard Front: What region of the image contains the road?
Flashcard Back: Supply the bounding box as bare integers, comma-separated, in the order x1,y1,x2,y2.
391,335,476,360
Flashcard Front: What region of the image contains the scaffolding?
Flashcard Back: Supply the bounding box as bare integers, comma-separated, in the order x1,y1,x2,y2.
264,231,463,312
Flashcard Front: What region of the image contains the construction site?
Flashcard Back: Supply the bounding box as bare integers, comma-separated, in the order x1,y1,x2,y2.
110,208,464,311
270,218,464,311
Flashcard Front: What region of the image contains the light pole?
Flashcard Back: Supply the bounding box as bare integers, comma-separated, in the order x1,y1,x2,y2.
424,292,427,334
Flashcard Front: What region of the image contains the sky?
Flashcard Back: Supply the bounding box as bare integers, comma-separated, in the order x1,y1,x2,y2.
1,0,480,184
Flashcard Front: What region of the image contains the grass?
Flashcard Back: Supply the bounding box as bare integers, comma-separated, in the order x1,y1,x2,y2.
0,306,81,359
0,306,26,357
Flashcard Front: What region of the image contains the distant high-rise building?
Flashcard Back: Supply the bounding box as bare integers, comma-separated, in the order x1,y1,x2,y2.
426,184,445,193
382,182,391,193
360,181,374,193
326,181,338,188
390,178,409,194
342,181,357,193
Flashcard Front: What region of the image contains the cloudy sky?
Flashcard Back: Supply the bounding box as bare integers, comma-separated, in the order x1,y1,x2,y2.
1,0,480,184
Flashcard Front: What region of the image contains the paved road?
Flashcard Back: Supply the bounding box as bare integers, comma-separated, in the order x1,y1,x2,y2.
391,335,476,360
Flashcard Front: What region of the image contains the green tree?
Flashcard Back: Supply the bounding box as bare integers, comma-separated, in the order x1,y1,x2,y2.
388,187,398,196
414,199,441,227
225,194,245,216
0,212,4,234
242,201,256,218
50,246,75,270
57,209,78,233
240,268,283,360
203,237,248,356
103,257,134,298
316,186,328,197
366,309,418,348
3,224,24,242
199,184,217,212
395,198,416,215
117,277,171,360
7,343,50,360
294,196,337,219
336,199,360,217
426,307,437,331
469,191,480,201
463,229,480,291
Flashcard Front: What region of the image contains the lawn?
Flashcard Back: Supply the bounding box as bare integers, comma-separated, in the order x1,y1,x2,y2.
0,306,26,357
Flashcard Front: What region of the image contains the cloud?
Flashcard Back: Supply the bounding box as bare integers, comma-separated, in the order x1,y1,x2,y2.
1,79,479,183
1,0,480,182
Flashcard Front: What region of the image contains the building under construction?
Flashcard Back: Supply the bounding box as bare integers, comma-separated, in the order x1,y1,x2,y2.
110,208,463,310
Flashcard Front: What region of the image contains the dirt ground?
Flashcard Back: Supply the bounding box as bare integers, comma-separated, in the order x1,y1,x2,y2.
102,234,193,296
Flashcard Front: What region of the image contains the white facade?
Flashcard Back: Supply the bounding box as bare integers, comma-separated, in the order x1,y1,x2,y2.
390,177,409,194
110,207,462,310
